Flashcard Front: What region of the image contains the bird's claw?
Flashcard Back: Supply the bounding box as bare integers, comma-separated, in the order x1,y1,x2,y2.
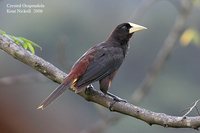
109,101,117,111
109,96,127,111
113,96,127,103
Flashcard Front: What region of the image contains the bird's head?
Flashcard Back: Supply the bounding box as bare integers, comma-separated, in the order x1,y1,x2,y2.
107,22,147,44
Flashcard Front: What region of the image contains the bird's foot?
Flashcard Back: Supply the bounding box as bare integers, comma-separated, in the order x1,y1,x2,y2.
108,97,127,111
106,92,127,111
109,97,127,111
112,96,127,103
106,92,127,103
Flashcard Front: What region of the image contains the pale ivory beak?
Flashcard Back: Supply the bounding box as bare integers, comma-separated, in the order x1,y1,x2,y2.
128,22,147,33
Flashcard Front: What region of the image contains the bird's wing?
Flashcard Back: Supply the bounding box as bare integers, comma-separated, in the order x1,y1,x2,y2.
75,46,124,89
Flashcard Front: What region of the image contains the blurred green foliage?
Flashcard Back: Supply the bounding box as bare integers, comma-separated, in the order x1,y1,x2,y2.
180,28,200,47
0,29,42,54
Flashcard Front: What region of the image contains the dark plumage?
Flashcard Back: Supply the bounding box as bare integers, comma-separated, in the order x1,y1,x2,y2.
38,22,146,109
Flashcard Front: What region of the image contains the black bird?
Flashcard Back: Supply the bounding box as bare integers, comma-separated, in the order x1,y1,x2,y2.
38,22,146,109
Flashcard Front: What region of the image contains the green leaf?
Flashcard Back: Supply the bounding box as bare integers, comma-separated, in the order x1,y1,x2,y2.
0,29,42,54
19,37,42,50
12,36,24,45
23,43,28,49
27,42,35,54
3,34,14,42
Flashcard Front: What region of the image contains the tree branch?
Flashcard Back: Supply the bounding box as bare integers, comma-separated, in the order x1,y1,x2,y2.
0,33,200,129
80,1,194,132
182,99,200,118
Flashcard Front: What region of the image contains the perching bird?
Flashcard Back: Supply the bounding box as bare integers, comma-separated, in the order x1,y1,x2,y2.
38,22,146,110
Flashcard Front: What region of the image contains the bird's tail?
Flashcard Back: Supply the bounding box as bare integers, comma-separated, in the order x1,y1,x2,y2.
37,79,70,110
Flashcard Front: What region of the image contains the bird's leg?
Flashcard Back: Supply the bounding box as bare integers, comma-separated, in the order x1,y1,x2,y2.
100,77,127,102
106,92,127,111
